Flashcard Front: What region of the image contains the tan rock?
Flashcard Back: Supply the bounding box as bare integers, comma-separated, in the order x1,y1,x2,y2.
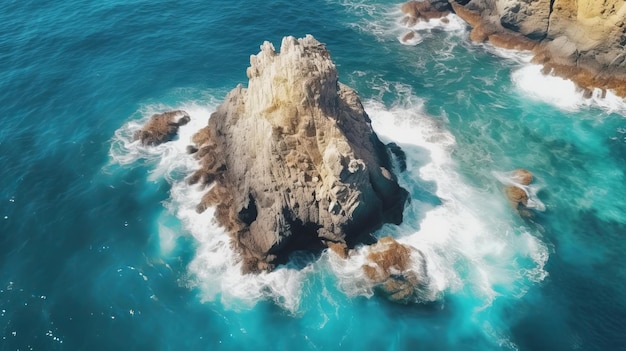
505,185,528,208
328,242,349,259
510,168,533,185
469,24,489,43
361,237,423,303
504,169,534,215
449,0,626,97
401,31,416,43
487,32,537,51
191,36,408,273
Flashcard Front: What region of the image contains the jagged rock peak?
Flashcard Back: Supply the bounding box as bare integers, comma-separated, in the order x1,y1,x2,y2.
244,35,340,133
189,35,409,273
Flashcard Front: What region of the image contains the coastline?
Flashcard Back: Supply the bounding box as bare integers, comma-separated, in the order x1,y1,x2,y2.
401,0,626,98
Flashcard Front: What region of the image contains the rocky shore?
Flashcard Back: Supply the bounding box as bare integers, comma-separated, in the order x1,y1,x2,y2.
401,0,626,97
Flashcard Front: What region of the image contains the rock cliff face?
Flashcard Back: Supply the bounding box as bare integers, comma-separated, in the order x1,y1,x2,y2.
404,0,626,96
189,35,409,273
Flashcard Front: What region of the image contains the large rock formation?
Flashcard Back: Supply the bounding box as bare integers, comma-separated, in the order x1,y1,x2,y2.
403,0,626,97
189,35,409,273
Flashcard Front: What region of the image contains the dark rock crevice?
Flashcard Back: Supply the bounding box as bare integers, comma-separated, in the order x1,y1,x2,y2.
547,0,555,34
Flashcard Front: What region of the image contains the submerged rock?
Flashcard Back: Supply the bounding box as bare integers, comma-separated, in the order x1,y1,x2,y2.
134,110,190,146
190,35,409,273
362,237,424,303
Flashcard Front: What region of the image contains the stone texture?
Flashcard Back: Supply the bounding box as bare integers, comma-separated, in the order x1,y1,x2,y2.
190,35,409,273
134,110,190,146
362,237,424,303
401,0,451,26
444,0,626,96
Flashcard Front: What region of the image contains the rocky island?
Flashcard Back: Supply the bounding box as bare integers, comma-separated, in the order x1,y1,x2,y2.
186,35,409,273
401,0,626,97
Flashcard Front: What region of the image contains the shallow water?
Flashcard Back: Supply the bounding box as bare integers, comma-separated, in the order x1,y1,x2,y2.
2,0,626,350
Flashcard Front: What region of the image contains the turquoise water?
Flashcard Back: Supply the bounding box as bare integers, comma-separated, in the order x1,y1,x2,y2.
2,0,626,350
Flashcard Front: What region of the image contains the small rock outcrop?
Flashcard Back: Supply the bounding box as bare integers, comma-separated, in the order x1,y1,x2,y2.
190,35,409,273
504,168,533,216
134,110,190,146
362,237,425,303
400,0,453,43
403,0,626,97
401,0,451,26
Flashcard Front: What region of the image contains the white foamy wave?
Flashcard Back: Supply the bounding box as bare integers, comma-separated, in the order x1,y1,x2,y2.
108,83,549,313
393,4,467,46
512,64,626,115
336,0,466,44
180,189,313,312
400,12,467,32
325,88,549,307
333,0,391,40
109,100,313,313
481,44,534,64
398,32,424,46
109,102,212,182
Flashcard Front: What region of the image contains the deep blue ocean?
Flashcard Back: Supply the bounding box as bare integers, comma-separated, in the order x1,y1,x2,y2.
2,0,626,350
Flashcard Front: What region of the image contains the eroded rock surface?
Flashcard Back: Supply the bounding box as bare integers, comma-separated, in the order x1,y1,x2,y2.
401,0,451,26
190,35,409,273
134,110,190,146
362,237,425,303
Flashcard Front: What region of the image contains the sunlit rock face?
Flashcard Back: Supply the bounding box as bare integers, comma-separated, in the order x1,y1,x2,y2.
412,0,626,96
189,35,408,273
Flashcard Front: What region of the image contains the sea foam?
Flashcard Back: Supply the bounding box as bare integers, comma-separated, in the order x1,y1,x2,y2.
110,101,312,313
337,87,550,308
511,64,626,115
110,83,548,314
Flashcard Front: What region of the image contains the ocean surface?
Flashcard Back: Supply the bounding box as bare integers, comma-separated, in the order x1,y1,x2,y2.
2,0,626,350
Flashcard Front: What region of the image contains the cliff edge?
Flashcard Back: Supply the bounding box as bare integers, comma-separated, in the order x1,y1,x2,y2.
189,35,409,273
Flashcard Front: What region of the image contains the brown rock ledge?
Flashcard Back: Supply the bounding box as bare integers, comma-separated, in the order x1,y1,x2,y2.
402,0,626,98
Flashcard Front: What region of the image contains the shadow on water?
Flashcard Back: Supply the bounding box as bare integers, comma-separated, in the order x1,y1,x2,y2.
396,142,441,205
389,141,442,236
